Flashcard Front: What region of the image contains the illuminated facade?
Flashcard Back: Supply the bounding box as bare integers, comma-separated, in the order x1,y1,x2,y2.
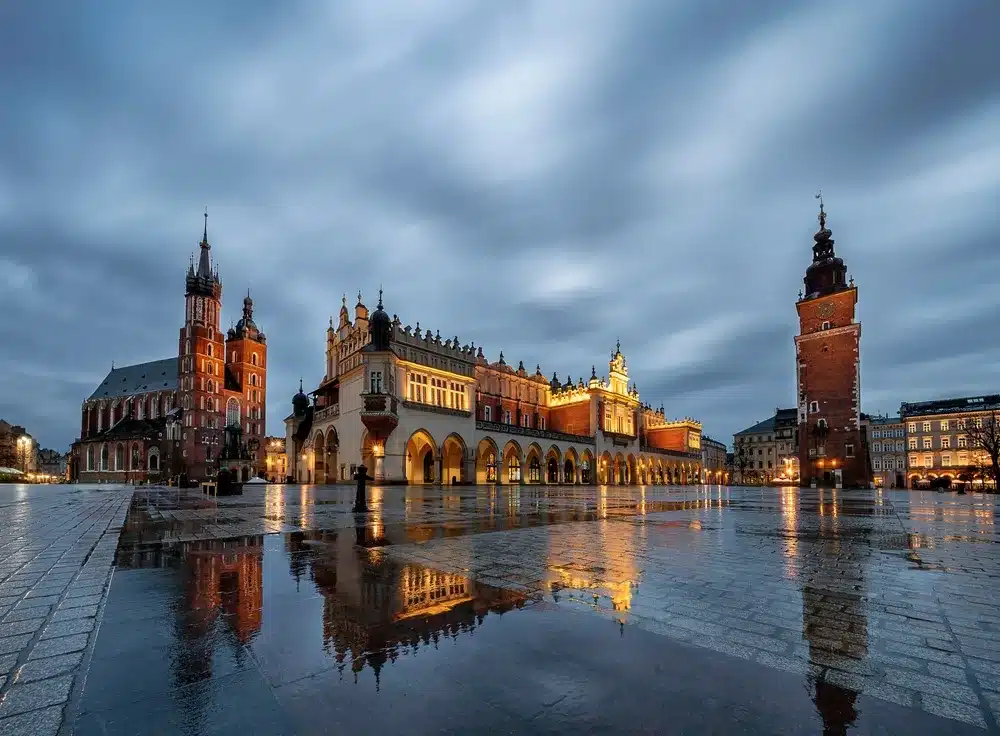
700,436,729,483
263,436,287,482
862,414,906,489
795,200,869,489
734,408,799,484
71,215,268,484
900,395,999,490
285,292,703,485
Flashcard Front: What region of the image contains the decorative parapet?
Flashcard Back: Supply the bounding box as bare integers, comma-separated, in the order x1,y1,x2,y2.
401,400,472,419
640,445,701,461
475,420,595,446
314,404,340,423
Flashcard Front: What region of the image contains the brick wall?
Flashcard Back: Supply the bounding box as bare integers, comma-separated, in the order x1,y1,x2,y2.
645,426,688,452
550,402,590,436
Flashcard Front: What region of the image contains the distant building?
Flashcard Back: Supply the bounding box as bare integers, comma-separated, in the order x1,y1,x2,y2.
900,395,1000,490
700,436,729,483
794,200,869,488
37,449,67,479
0,420,36,473
862,415,906,489
733,408,798,484
263,436,287,483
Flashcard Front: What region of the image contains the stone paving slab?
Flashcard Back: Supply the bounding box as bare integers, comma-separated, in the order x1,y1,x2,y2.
0,485,132,736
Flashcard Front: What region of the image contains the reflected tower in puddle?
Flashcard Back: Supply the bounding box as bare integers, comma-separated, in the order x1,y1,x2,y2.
800,495,870,734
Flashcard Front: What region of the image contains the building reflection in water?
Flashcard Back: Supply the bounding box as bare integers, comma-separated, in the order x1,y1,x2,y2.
800,494,870,735
285,529,526,687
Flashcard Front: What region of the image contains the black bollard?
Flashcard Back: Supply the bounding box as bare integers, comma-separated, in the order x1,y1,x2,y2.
353,464,369,513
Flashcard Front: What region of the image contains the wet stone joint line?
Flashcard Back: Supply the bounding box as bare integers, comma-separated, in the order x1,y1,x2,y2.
3,484,1000,734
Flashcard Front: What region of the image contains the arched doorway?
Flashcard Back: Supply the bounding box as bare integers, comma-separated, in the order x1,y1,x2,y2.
326,428,339,483
546,446,560,484
313,431,326,483
614,454,625,485
525,444,543,483
441,434,466,484
502,441,522,485
563,458,574,484
627,455,637,485
404,429,437,484
580,450,594,484
476,438,499,484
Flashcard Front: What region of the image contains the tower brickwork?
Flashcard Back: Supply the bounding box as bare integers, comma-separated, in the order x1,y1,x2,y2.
795,200,869,488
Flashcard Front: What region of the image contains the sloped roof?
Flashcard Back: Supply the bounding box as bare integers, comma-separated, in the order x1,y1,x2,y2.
88,358,178,401
735,416,776,437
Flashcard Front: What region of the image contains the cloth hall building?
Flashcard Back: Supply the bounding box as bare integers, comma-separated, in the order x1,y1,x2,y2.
285,292,703,486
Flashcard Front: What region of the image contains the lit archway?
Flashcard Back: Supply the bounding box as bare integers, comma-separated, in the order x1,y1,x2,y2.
627,454,637,485
441,434,467,485
599,451,613,484
325,428,339,483
614,454,625,485
563,447,578,484
525,443,543,483
148,448,160,472
404,429,437,484
502,441,523,485
580,449,594,484
546,446,561,484
476,437,499,484
313,431,327,484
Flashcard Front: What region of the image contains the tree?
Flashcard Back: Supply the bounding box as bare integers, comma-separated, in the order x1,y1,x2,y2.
962,410,1000,492
733,441,753,485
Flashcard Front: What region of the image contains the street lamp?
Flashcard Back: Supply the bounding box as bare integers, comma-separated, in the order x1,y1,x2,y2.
17,436,30,474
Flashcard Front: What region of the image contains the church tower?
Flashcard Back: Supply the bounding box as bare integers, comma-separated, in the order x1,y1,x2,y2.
795,198,869,488
225,291,268,471
178,211,226,481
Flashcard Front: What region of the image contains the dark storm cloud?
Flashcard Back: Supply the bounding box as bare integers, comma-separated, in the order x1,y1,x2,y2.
1,0,998,451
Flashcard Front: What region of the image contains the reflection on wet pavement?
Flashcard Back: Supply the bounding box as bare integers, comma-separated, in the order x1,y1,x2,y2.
67,485,1000,734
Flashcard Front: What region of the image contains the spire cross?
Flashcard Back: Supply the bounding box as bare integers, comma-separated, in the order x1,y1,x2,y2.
203,207,208,243
377,285,383,309
815,190,826,229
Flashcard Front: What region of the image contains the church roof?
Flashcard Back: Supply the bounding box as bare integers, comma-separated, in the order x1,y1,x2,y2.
88,358,178,401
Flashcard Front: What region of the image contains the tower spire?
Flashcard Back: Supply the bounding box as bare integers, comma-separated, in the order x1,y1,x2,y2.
196,208,213,279
202,206,209,244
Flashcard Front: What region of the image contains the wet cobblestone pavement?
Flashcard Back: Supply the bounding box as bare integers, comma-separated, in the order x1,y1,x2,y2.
2,484,999,733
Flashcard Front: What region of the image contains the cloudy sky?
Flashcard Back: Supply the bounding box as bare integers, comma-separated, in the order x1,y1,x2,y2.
1,0,998,452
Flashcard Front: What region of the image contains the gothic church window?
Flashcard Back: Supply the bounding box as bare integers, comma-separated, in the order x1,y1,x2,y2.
227,398,240,427
370,371,383,394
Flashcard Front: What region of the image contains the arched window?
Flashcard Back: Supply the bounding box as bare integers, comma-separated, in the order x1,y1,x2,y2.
227,398,240,427
250,374,257,387
101,445,109,471
131,444,139,470
207,380,214,393
251,352,258,366
185,340,191,356
87,446,95,471
508,455,521,483
148,449,159,472
528,456,541,482
115,443,124,471
485,452,497,482
207,344,213,358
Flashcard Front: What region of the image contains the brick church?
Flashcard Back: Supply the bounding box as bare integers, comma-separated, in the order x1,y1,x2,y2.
794,199,870,488
70,214,268,484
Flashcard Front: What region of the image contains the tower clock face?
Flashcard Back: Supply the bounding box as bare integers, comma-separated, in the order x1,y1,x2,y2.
817,302,835,319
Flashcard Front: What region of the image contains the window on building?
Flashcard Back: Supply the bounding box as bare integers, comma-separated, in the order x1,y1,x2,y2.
941,436,951,449
873,442,882,453
226,398,240,427
897,457,906,470
907,422,916,433
821,321,830,330
370,371,383,394
922,421,931,432
251,352,258,366
845,443,855,458
757,461,763,469
922,437,932,449
207,344,213,358
504,410,511,425
908,453,917,466
539,416,546,430
974,417,983,429
959,451,968,464
940,420,949,431
941,454,951,467
484,405,491,421
508,455,521,482
767,461,773,469
908,438,917,450
958,435,967,448
896,441,904,452
873,458,882,471
923,454,933,467
809,401,819,413
528,456,540,482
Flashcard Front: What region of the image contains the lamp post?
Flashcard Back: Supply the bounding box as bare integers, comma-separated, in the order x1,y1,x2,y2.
17,436,30,474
